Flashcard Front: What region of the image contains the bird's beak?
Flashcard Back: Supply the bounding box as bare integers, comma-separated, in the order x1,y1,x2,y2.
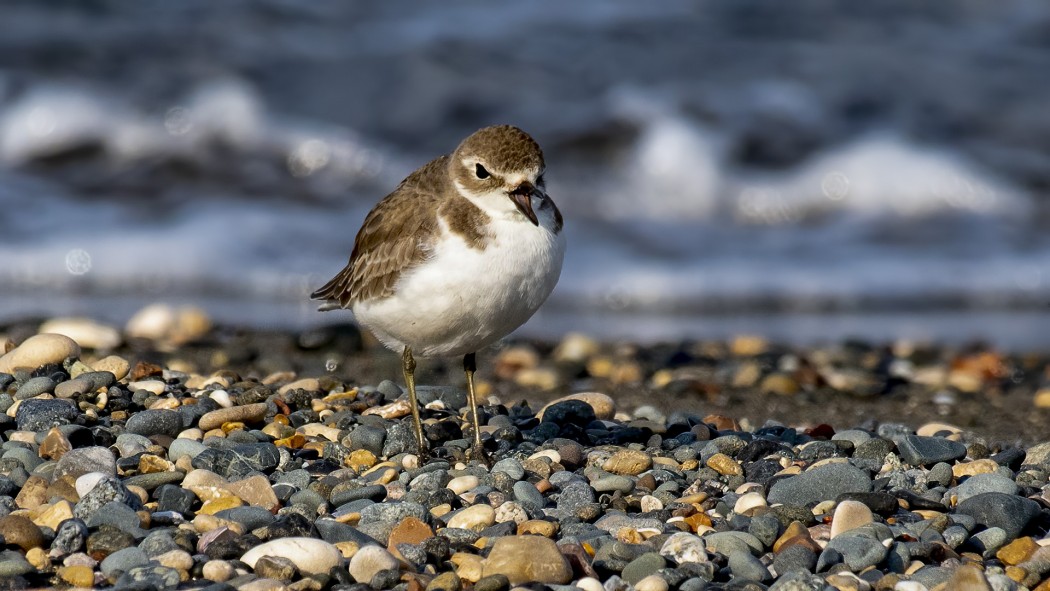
509,181,540,226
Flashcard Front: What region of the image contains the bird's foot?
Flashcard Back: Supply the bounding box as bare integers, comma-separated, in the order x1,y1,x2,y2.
467,443,491,467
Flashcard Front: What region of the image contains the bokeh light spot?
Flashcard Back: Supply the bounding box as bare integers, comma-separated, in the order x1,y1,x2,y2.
821,171,850,201
65,248,92,275
288,139,332,177
164,106,193,136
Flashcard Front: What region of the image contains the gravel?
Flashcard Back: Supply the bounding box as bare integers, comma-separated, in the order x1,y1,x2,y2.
1,316,1049,590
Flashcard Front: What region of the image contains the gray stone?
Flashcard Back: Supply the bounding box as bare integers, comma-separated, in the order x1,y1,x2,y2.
885,542,910,574
51,518,89,555
591,474,635,494
704,531,764,557
556,480,596,513
817,535,887,572
124,470,184,490
853,438,894,462
909,565,951,589
85,500,141,533
772,545,816,576
117,565,182,590
896,435,966,466
928,462,954,488
348,424,387,456
291,488,329,512
168,438,207,462
113,433,153,458
416,385,467,411
382,421,417,457
139,531,180,557
767,571,829,590
0,550,33,577
192,442,280,478
748,513,781,549
125,409,183,438
100,546,151,579
156,484,195,514
831,429,872,447
728,550,771,583
54,446,117,482
14,376,56,399
1023,441,1050,467
409,469,450,492
376,380,403,399
15,398,77,430
315,518,380,546
679,578,711,591
954,473,1018,503
359,500,428,524
943,525,969,548
767,463,872,507
621,552,667,584
330,484,386,506
74,475,142,519
512,480,546,509
492,458,525,481
215,506,275,531
969,526,1009,557
2,447,42,472
541,399,597,426
956,492,1040,538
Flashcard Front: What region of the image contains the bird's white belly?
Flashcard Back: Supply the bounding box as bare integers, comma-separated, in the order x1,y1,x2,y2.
353,216,565,358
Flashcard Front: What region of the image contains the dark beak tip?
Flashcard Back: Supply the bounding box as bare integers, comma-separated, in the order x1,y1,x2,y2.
510,191,540,226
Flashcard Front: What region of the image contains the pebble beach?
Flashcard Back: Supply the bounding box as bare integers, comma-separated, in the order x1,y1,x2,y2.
2,306,1050,591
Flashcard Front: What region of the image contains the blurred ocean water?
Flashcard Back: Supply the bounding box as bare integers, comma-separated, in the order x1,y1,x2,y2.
0,0,1048,345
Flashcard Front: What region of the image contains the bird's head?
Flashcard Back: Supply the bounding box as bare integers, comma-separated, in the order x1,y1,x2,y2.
450,125,546,226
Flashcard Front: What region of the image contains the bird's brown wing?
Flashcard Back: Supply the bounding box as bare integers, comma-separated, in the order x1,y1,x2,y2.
311,157,448,308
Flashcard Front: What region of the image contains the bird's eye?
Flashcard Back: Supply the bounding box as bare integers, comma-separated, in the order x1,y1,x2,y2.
475,163,490,179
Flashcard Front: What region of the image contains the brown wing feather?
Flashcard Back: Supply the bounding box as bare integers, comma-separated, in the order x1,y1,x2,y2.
311,157,449,308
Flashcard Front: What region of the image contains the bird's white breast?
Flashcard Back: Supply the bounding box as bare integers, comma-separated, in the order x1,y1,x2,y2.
352,203,565,358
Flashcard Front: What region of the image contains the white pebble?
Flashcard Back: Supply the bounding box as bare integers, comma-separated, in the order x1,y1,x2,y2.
733,492,768,514
636,574,669,591
447,475,480,495
446,504,495,531
576,577,603,591
209,389,233,408
348,545,399,583
202,560,233,582
0,333,80,374
528,449,561,463
494,501,528,525
126,303,177,340
660,532,707,565
39,317,121,350
128,380,166,395
640,495,664,512
240,537,342,575
74,472,107,498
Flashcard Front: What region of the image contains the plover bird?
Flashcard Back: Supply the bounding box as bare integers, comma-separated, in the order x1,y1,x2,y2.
312,125,565,462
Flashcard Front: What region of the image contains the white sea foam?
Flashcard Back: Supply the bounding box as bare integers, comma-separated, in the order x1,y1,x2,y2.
730,134,1028,224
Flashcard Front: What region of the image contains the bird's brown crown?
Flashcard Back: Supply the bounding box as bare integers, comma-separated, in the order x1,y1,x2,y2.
450,125,544,189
